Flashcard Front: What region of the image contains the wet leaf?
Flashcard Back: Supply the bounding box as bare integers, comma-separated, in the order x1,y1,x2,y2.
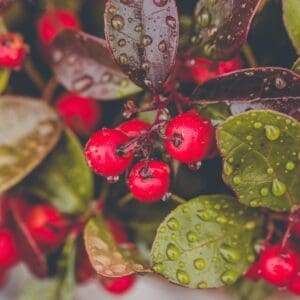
0,96,62,194
84,216,151,278
104,0,179,91
50,29,141,101
193,67,300,121
21,130,94,214
283,0,300,55
9,197,48,278
0,69,10,94
151,195,263,288
190,0,261,60
217,110,300,212
292,57,300,75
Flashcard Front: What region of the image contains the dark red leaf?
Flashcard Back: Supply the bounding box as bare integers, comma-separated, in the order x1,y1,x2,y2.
193,67,300,120
9,197,48,278
0,0,15,13
50,29,141,101
191,0,261,60
104,0,179,91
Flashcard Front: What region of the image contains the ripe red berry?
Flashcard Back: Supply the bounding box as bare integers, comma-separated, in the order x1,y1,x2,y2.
260,245,299,286
85,129,133,178
107,219,128,245
0,33,26,70
245,261,261,281
118,119,150,139
0,229,18,268
38,9,80,45
165,111,214,164
55,93,101,136
25,204,69,251
100,275,136,295
128,160,170,203
288,274,300,295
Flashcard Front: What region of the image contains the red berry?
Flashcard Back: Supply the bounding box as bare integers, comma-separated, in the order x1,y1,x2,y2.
165,111,214,164
260,245,299,286
107,220,128,245
55,93,101,136
0,33,26,70
38,9,80,45
85,129,133,177
118,119,150,139
0,229,18,268
128,160,170,203
25,204,69,251
245,261,261,281
100,275,136,295
288,274,300,295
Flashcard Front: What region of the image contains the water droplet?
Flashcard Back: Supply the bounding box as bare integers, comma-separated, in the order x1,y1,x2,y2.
198,281,208,289
188,161,202,170
245,221,256,230
153,0,168,6
142,35,153,46
250,199,260,207
286,161,295,171
119,53,129,64
265,125,281,141
72,75,93,92
220,245,241,264
182,206,190,213
142,61,150,71
134,24,142,32
224,161,233,176
179,261,185,268
221,270,238,285
267,168,274,175
197,210,213,221
272,179,286,197
187,231,199,243
159,226,166,233
216,215,228,225
195,224,202,231
108,6,117,14
166,16,176,29
260,187,269,196
176,270,190,285
197,8,211,27
247,254,255,263
111,15,125,31
254,122,262,129
246,135,253,141
233,176,241,185
203,43,215,57
153,263,164,273
194,258,206,271
166,243,181,260
118,39,126,47
275,77,286,89
158,40,167,52
167,218,180,230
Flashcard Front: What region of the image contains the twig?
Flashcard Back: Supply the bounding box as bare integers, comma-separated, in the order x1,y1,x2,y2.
42,76,59,104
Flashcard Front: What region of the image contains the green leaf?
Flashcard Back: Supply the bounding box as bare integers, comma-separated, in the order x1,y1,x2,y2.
217,110,300,212
283,0,300,54
34,0,83,12
197,103,231,124
292,57,300,75
151,195,263,289
21,130,94,214
0,69,10,94
0,96,62,194
84,216,151,277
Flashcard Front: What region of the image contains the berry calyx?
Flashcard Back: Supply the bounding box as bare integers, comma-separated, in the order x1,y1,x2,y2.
165,111,214,164
128,160,170,203
288,274,300,295
25,204,69,251
100,275,136,295
55,93,101,136
85,129,133,178
118,119,150,139
260,245,299,286
0,229,19,268
0,33,27,70
37,9,80,45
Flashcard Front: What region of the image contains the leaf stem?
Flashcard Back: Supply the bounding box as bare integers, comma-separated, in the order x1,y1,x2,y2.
118,193,134,207
170,194,187,205
242,42,258,68
23,58,46,91
42,76,59,104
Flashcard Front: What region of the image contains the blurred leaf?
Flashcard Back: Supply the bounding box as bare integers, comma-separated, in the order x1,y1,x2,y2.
0,96,62,194
104,0,179,91
0,69,10,94
22,130,94,214
84,216,151,278
0,0,15,13
19,279,58,300
33,0,83,12
190,0,261,60
217,110,300,212
151,195,263,288
193,67,300,121
283,0,300,55
50,29,141,101
292,57,300,75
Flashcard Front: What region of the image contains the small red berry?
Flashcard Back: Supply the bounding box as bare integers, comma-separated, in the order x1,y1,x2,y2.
288,274,300,295
0,33,26,70
128,160,170,203
118,119,150,139
260,245,299,286
107,219,128,245
0,229,19,268
38,9,80,45
55,93,101,136
245,261,261,281
85,129,133,177
165,111,214,164
25,204,69,251
100,275,136,295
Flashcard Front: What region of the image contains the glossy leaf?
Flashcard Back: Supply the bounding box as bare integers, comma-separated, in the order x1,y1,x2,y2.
21,130,94,214
50,29,141,101
292,57,300,75
193,67,300,121
151,195,263,288
283,0,300,54
0,69,10,94
104,0,179,91
0,96,62,194
84,216,151,278
190,0,261,60
217,110,300,212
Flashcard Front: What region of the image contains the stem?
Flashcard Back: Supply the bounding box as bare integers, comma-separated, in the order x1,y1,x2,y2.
242,42,258,68
170,194,187,205
118,193,134,207
23,59,46,91
42,76,59,104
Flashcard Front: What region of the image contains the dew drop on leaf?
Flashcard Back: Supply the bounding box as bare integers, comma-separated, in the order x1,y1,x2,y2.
285,161,296,171
220,245,242,264
221,270,239,285
186,231,199,243
198,281,208,289
166,16,176,29
167,218,180,230
166,243,181,260
272,179,287,197
176,270,191,285
264,125,281,141
194,258,206,271
153,0,168,7
158,40,168,52
111,15,125,31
